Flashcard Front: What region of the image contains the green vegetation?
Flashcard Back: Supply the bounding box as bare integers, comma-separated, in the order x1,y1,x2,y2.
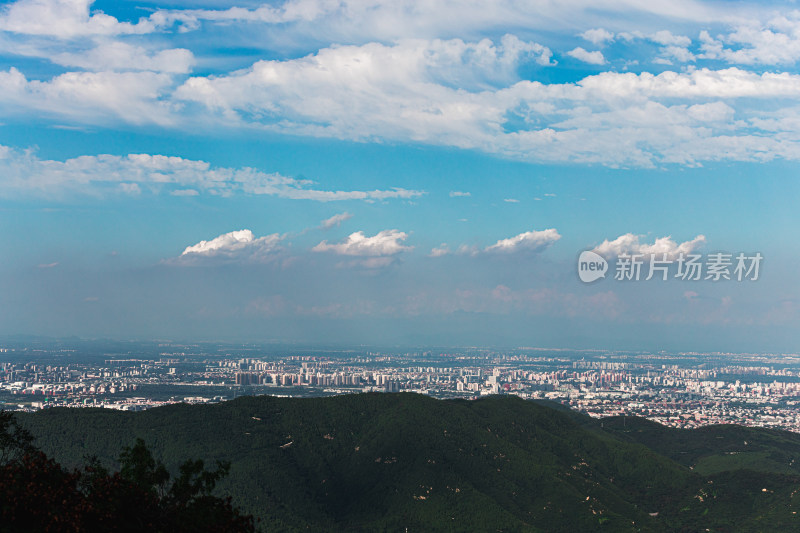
601,415,800,475
0,411,255,532
11,393,800,531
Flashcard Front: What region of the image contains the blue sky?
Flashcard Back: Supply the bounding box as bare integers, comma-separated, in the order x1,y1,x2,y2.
0,0,799,350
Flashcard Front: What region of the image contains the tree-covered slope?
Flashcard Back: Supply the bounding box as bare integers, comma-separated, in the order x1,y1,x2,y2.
601,415,800,476
16,394,800,532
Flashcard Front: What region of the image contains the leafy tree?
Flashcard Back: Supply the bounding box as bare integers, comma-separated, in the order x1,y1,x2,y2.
0,410,35,465
119,438,170,496
0,410,255,532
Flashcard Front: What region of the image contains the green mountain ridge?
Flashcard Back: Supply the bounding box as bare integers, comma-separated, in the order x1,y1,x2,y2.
16,393,800,532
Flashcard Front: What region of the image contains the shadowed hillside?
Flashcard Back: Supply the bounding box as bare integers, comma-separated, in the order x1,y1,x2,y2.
17,393,800,532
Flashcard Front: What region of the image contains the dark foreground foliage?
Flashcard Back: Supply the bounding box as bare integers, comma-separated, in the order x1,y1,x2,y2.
12,393,800,532
0,412,254,532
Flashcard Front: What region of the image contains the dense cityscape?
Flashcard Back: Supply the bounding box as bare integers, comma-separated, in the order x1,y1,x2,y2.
2,339,800,433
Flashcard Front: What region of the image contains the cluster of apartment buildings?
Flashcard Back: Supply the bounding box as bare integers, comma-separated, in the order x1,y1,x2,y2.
3,346,800,433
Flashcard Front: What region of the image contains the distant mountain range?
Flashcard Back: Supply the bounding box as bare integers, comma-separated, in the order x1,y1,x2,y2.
17,394,800,532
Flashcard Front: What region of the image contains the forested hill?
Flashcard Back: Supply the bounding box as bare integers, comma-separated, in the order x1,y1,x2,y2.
17,393,800,532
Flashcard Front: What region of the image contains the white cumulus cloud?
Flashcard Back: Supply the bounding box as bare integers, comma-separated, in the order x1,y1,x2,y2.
167,35,800,167
4,5,800,169
593,233,706,259
566,47,606,65
434,228,561,258
581,28,615,46
484,228,561,254
0,67,175,125
51,41,195,74
699,15,800,65
176,229,283,264
313,229,412,267
313,229,411,256
429,243,450,257
0,0,162,38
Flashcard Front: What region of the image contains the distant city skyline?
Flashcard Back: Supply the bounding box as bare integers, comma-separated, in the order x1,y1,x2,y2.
0,0,798,350
5,338,800,434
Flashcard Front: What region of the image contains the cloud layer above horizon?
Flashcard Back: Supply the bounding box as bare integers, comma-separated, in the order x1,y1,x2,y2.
3,1,800,167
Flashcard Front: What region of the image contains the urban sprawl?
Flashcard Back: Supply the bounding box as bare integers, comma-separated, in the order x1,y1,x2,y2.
2,342,800,433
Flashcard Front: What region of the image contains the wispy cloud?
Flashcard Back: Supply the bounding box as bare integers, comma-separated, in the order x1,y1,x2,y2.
319,212,353,229
0,146,424,201
432,228,561,257
144,0,723,42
